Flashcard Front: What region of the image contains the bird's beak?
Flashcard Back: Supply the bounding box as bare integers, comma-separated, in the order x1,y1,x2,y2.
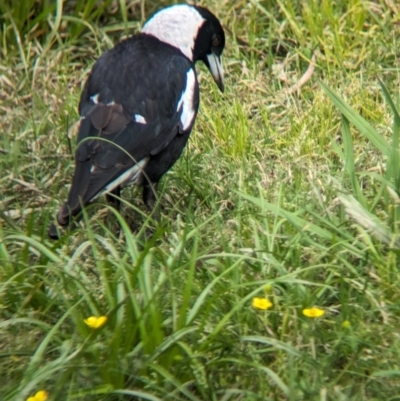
206,51,224,93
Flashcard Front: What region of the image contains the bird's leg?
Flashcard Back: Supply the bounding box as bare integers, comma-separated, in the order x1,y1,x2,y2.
143,182,159,221
106,186,121,210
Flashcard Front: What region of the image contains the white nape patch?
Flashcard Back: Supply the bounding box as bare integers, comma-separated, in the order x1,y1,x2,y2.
176,69,196,130
89,158,149,202
134,114,147,124
142,5,205,61
90,94,99,104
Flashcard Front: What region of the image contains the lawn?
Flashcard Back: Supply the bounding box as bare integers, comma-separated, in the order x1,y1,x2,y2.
1,0,400,400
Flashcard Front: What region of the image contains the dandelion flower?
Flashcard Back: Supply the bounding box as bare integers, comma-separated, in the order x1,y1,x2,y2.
84,315,107,329
302,307,325,318
252,297,273,310
27,390,48,401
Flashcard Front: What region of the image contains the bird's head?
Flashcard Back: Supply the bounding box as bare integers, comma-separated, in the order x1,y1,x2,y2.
142,5,225,92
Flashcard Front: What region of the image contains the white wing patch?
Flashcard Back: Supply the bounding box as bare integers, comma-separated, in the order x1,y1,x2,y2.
89,157,149,202
177,69,196,131
90,94,99,104
134,114,147,124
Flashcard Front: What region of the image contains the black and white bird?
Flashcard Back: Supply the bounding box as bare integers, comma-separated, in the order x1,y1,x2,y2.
48,4,225,239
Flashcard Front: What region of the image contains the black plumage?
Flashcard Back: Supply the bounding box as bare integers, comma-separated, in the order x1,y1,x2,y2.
49,5,225,238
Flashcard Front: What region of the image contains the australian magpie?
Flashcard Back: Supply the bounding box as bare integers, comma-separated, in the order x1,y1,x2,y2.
48,4,225,239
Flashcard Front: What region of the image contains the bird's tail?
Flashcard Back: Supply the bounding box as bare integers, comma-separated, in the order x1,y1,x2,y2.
48,158,92,239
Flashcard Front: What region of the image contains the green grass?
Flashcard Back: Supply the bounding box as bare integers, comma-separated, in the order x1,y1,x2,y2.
1,0,400,400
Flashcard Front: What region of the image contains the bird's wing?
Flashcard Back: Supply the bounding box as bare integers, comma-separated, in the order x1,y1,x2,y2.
57,38,199,225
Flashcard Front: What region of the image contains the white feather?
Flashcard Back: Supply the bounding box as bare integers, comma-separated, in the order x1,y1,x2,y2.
89,158,149,202
176,69,196,130
90,94,99,104
134,114,147,124
142,5,205,61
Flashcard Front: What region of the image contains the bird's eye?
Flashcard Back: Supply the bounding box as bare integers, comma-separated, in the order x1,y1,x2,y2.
212,35,221,47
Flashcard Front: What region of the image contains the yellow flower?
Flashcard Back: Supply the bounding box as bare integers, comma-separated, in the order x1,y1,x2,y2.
302,307,325,318
342,320,351,329
252,297,273,310
27,390,48,401
84,315,107,329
